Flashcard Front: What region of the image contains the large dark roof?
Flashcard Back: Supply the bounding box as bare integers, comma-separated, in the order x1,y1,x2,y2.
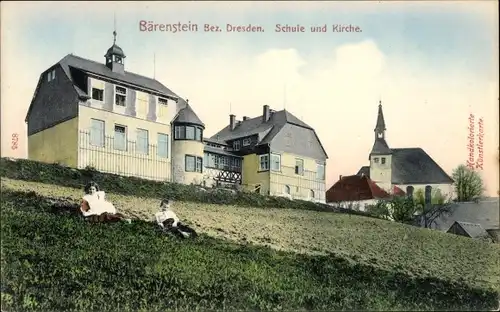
172,102,204,127
356,148,454,184
211,109,312,143
390,148,454,184
429,199,500,231
59,54,179,99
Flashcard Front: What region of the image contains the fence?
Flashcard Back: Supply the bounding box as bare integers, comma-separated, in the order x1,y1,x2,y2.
78,130,171,181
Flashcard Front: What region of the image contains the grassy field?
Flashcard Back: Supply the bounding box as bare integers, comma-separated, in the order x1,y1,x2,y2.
1,158,500,310
2,177,500,294
1,186,499,311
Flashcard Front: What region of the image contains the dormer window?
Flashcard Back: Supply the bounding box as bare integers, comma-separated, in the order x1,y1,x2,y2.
115,86,126,106
233,140,240,151
47,70,55,82
242,138,251,146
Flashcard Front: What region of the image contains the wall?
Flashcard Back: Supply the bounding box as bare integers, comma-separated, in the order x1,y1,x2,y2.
369,154,392,191
396,183,455,199
241,154,270,195
171,140,204,185
28,117,79,167
27,65,79,135
78,105,171,181
332,199,378,212
83,77,175,125
269,152,326,202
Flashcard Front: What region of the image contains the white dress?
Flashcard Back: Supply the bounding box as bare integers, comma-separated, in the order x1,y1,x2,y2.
82,191,117,216
155,210,180,227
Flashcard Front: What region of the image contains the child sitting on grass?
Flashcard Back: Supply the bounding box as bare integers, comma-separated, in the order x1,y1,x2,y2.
155,198,197,238
80,181,131,223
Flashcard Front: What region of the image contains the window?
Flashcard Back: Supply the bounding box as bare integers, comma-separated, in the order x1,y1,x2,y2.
218,155,229,170
316,163,325,180
284,185,291,194
310,190,315,199
185,155,202,173
115,86,126,106
186,126,195,140
92,88,104,101
90,119,105,147
196,157,203,173
259,154,269,171
114,125,127,151
231,158,242,171
195,127,202,141
381,157,386,164
158,98,168,106
174,126,183,139
270,153,281,171
205,153,216,168
233,140,240,151
242,138,251,146
374,157,379,163
295,159,304,175
47,70,55,82
136,128,149,154
406,186,414,198
158,133,169,158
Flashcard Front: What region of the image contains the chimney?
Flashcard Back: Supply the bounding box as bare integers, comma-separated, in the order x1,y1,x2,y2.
339,175,343,180
229,114,236,131
243,116,249,121
262,105,270,122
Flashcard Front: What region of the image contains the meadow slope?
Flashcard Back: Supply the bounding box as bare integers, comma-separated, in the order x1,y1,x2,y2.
1,186,499,311
2,177,500,294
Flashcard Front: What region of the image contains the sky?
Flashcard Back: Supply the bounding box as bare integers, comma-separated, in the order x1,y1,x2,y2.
1,1,498,195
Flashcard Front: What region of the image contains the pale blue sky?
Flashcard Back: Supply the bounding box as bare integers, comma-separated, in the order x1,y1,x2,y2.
2,1,498,194
12,1,495,80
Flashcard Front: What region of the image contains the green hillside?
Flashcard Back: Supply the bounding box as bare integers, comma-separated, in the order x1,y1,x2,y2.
1,158,499,311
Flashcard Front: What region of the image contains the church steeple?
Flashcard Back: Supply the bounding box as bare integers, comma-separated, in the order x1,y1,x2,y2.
104,26,126,74
369,100,391,158
374,100,386,140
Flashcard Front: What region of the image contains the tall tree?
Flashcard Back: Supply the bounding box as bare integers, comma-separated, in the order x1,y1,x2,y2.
451,164,485,202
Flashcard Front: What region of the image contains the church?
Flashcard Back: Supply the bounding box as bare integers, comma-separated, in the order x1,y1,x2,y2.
326,101,454,205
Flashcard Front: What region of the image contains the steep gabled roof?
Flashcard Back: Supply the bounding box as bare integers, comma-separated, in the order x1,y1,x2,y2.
391,148,454,184
326,175,392,203
210,109,328,159
26,53,180,123
58,54,179,99
211,109,312,142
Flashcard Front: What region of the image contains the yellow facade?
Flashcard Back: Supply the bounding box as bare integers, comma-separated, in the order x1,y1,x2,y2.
269,152,326,201
171,140,205,185
78,105,171,181
241,154,270,195
28,117,79,167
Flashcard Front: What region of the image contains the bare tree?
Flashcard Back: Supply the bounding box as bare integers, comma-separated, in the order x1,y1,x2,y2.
451,164,485,202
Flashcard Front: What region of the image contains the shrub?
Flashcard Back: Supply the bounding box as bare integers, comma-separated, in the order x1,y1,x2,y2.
0,158,375,218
